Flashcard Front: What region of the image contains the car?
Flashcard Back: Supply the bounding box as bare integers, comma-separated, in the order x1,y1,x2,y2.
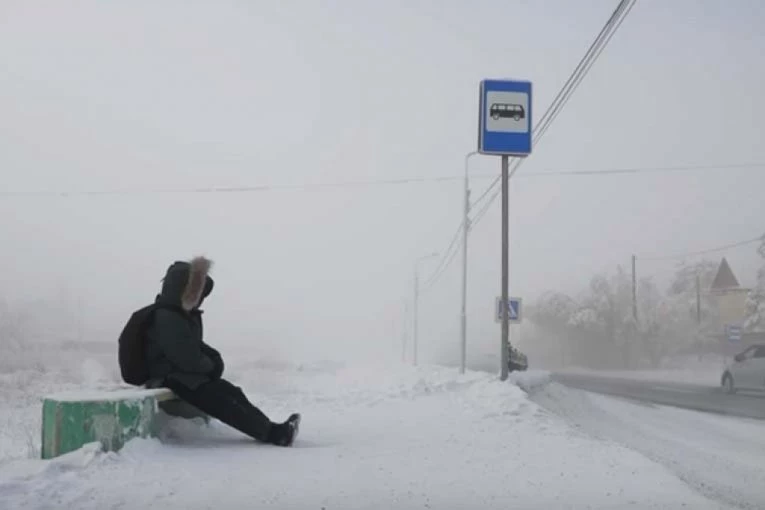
508,345,528,372
721,343,765,394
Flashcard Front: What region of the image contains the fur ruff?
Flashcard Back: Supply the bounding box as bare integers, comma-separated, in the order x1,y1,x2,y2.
181,256,213,311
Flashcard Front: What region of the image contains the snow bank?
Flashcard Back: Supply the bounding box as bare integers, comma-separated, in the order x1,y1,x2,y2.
0,343,120,461
45,387,173,403
508,369,551,392
0,353,726,509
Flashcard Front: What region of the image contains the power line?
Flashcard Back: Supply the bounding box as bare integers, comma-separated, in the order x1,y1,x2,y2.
470,0,636,217
467,160,763,213
531,162,765,177
1,161,762,198
536,0,633,138
423,0,637,291
0,175,469,197
638,235,764,262
422,243,462,292
535,0,637,143
470,184,500,230
421,221,465,291
468,0,637,229
468,177,499,212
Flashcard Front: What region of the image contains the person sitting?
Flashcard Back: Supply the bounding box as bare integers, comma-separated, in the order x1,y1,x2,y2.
143,256,300,447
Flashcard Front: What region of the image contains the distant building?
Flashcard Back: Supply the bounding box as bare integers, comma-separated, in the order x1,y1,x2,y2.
710,257,743,294
710,258,749,326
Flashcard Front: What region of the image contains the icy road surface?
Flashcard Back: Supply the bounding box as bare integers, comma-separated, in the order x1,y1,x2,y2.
530,379,765,510
0,354,737,509
552,371,765,420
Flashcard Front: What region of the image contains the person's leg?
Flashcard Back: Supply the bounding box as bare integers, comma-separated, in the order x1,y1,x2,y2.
164,377,274,442
158,399,210,423
212,381,300,445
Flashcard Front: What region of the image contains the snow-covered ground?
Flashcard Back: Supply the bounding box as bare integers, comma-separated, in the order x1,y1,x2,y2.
0,345,740,509
530,380,765,510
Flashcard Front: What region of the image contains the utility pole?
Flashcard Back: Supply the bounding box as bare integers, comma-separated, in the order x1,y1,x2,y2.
696,273,702,324
500,154,510,381
631,254,638,324
413,273,419,366
413,252,438,367
461,150,479,374
402,301,409,363
77,293,84,342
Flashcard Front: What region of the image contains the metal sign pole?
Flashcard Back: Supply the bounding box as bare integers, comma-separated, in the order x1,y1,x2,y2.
476,78,532,381
500,155,510,381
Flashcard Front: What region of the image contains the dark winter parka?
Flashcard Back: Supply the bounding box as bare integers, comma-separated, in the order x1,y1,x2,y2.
145,256,224,390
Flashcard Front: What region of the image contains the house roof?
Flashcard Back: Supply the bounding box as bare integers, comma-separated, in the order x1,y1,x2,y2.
710,257,741,291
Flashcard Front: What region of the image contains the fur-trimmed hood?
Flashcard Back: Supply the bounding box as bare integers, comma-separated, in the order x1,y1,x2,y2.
158,256,214,311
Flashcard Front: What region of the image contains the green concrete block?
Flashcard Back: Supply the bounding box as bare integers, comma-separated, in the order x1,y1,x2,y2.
40,388,176,459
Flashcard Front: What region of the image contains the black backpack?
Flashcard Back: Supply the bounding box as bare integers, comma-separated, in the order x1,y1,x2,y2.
118,303,182,386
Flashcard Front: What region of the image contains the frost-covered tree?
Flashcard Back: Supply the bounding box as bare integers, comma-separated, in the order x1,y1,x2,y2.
668,259,718,297
532,291,578,331
571,268,638,367
528,256,738,370
527,291,579,367
663,259,722,354
634,277,665,367
744,236,765,331
667,259,718,321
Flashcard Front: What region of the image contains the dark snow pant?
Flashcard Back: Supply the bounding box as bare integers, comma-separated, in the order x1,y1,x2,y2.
164,378,273,442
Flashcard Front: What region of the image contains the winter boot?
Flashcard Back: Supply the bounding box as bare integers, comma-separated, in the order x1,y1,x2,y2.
267,413,301,447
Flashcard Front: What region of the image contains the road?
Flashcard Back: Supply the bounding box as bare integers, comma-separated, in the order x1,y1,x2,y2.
530,374,765,510
553,371,765,420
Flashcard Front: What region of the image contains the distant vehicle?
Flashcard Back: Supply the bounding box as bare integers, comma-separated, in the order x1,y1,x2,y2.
508,345,528,373
721,344,765,393
490,103,525,121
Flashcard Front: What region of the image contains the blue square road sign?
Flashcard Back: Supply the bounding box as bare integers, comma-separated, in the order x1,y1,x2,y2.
478,79,532,156
496,296,522,324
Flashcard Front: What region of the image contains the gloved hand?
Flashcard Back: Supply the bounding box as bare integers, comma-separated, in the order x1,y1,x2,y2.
202,344,225,380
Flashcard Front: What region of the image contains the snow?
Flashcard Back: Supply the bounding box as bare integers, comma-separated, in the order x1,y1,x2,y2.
45,387,174,403
0,349,738,509
508,369,553,392
530,380,765,510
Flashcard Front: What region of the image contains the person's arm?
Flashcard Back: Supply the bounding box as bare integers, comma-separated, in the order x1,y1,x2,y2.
153,309,215,374
201,343,224,379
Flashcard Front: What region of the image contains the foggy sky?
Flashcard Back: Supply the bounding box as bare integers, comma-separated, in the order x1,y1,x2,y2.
1,1,764,366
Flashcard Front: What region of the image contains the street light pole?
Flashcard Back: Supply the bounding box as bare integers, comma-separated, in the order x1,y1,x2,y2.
402,301,409,363
461,150,479,374
413,252,438,366
413,272,419,366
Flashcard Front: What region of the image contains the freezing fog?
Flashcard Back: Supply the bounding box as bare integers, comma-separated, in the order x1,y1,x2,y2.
2,1,765,374
1,0,764,374
5,1,765,508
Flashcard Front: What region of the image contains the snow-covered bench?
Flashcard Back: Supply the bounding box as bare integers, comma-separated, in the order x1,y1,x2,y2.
40,387,207,459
